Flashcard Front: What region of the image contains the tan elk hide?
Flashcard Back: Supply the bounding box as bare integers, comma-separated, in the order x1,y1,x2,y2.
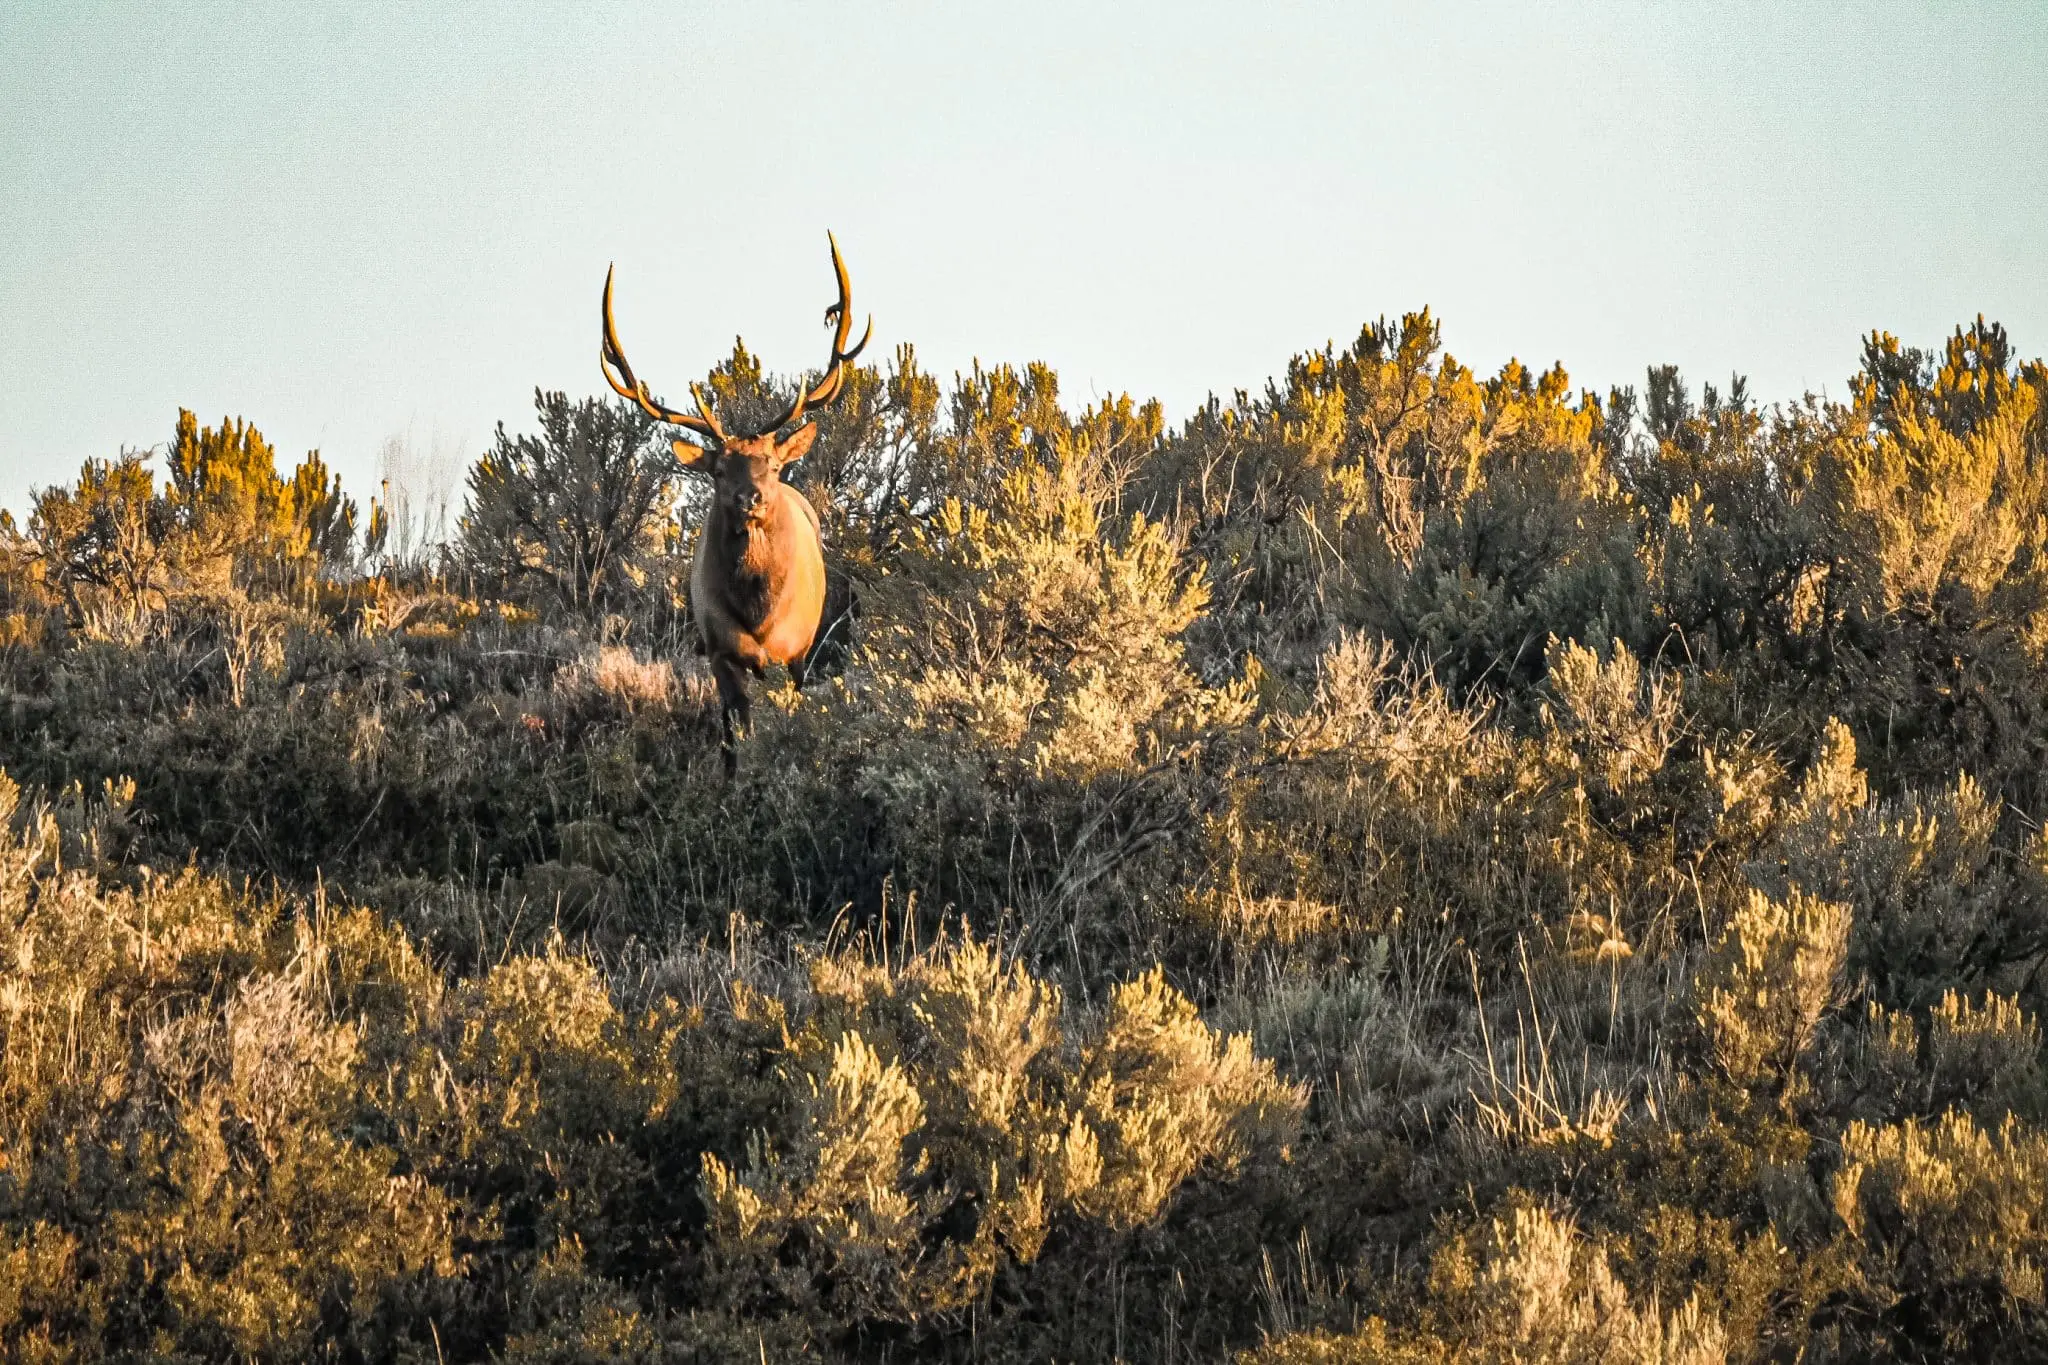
599,233,871,773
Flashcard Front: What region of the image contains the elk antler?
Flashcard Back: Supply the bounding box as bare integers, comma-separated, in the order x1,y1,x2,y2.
762,231,874,434
600,265,728,445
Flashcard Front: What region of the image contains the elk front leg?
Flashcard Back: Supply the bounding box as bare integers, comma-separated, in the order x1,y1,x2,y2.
711,655,752,777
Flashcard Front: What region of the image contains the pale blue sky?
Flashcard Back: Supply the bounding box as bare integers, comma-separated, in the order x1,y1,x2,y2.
3,1,2044,517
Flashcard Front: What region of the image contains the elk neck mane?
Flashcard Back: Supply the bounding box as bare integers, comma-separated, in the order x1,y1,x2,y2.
702,499,804,630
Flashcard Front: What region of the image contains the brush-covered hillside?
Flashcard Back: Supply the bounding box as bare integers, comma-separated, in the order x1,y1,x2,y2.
2,315,2046,1362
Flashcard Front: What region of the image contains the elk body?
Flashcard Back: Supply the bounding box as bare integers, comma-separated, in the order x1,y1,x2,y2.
600,233,871,773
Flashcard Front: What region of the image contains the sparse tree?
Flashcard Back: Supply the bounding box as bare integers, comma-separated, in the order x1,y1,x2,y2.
28,452,177,632
460,390,672,616
165,409,357,588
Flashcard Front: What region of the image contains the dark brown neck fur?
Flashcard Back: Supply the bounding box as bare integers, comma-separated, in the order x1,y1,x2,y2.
703,503,792,631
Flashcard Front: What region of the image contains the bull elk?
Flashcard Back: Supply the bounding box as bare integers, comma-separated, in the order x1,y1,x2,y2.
599,233,871,774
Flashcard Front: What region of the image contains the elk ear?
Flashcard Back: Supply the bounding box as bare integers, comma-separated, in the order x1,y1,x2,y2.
774,423,818,470
672,438,717,474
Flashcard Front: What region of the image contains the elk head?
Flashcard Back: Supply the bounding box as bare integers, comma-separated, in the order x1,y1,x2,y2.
682,425,820,535
598,232,871,774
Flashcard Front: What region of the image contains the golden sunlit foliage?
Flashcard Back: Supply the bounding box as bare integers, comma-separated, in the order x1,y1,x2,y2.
0,310,2046,1360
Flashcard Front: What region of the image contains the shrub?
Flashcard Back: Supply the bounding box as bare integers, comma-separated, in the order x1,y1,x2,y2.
1244,1205,1727,1364
0,774,454,1360
698,933,1303,1328
1831,1110,2048,1350
1695,888,1851,1095
461,391,674,617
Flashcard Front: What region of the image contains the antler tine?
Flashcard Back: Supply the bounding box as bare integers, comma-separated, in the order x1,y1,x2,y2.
688,382,729,445
765,231,873,434
600,264,726,443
